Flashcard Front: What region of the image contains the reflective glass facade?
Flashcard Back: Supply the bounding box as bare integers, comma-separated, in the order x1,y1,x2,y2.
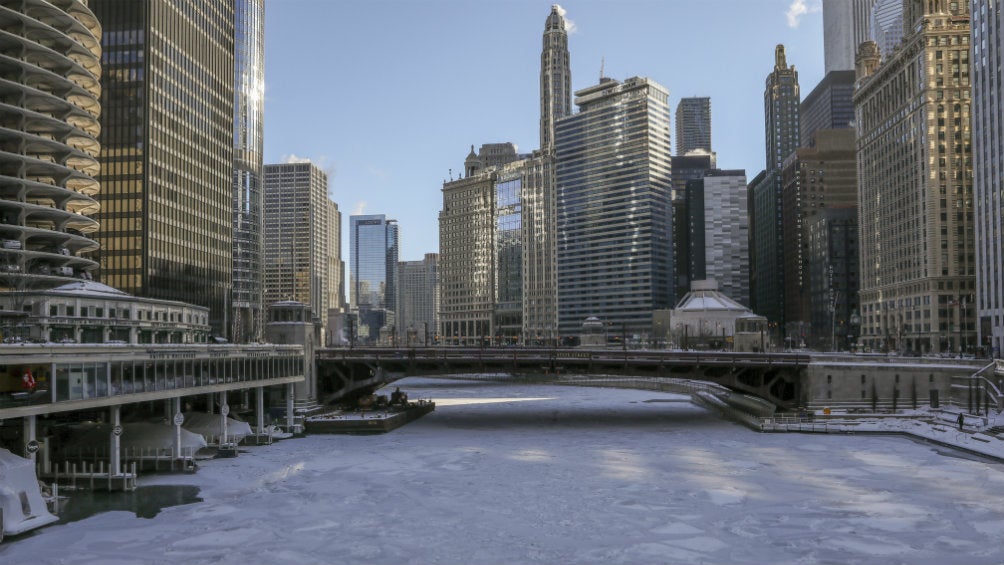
555,77,673,338
232,0,265,342
91,0,235,336
973,0,1004,356
350,214,398,343
675,97,712,156
494,176,522,341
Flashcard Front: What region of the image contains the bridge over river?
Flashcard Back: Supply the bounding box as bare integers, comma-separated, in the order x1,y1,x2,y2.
317,347,811,409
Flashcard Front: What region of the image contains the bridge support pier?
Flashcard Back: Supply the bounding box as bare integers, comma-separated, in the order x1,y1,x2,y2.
286,383,295,431
109,405,121,475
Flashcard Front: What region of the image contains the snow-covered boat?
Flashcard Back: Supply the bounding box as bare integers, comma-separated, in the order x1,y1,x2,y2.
0,448,59,542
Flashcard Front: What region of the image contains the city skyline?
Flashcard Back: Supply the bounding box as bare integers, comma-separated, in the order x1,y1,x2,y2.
263,1,827,262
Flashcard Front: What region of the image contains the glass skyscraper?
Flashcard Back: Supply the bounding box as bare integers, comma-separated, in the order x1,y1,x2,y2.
231,0,265,343
973,0,1004,357
555,77,673,339
350,214,399,343
91,0,235,336
675,97,712,156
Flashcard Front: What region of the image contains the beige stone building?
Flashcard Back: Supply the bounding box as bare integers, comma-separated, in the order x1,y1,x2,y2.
854,2,974,355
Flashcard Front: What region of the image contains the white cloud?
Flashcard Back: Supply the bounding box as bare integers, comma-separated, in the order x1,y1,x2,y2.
352,201,367,216
280,153,312,164
554,4,577,34
786,0,821,28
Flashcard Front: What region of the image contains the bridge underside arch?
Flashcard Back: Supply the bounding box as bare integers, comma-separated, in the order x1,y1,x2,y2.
316,351,804,410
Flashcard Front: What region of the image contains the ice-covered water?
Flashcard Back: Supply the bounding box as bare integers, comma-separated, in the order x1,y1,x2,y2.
2,377,1002,565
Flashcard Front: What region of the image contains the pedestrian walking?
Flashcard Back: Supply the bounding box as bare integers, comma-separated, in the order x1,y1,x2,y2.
957,412,964,431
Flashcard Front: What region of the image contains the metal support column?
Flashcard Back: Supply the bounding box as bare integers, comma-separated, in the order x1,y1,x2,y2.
256,386,265,435
23,414,36,463
110,405,121,475
286,382,295,431
173,397,183,459
219,392,229,446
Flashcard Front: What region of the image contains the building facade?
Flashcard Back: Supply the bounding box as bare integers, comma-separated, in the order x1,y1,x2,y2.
684,170,750,307
670,153,717,298
0,2,102,292
555,77,673,339
90,0,235,336
231,0,265,343
972,0,1003,357
823,0,877,73
262,163,340,332
799,70,856,148
855,2,974,355
349,214,398,344
807,208,860,351
396,254,439,346
439,171,494,345
675,97,712,156
780,129,858,346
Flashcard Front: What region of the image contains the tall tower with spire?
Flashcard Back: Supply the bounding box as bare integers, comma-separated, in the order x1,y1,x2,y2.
540,5,571,152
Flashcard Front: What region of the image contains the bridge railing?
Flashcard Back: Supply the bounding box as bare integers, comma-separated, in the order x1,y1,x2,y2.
318,346,813,367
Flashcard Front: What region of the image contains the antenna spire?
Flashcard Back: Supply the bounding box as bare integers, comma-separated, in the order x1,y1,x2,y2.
599,57,605,81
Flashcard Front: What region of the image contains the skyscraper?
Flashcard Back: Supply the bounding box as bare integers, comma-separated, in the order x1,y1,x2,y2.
671,153,717,298
684,170,750,306
91,0,235,336
539,4,571,152
439,169,494,346
349,214,399,343
855,2,973,355
555,77,673,338
799,70,856,148
396,254,439,346
971,0,1002,356
231,0,265,343
823,0,877,73
870,0,905,59
780,129,858,346
750,45,800,328
675,97,712,156
262,162,340,329
765,45,801,172
0,2,102,295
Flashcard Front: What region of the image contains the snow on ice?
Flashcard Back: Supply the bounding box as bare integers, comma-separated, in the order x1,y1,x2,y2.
1,377,1002,565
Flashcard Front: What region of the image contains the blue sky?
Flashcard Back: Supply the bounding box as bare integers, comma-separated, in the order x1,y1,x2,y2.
263,0,827,262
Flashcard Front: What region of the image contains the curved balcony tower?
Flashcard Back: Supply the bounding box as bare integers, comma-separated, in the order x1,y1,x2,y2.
0,0,102,290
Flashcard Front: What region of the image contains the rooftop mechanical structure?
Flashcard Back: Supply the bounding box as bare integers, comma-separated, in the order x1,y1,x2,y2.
0,0,102,291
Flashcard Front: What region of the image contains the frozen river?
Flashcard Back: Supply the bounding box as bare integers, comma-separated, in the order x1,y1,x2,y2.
3,377,1003,565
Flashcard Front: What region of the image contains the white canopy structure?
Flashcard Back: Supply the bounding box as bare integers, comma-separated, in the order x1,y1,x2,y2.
660,280,767,351
182,412,254,445
62,422,207,458
0,448,58,540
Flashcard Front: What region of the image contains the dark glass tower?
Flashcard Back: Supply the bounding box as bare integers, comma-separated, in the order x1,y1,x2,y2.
232,0,265,342
751,45,800,329
675,97,712,155
91,1,235,336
